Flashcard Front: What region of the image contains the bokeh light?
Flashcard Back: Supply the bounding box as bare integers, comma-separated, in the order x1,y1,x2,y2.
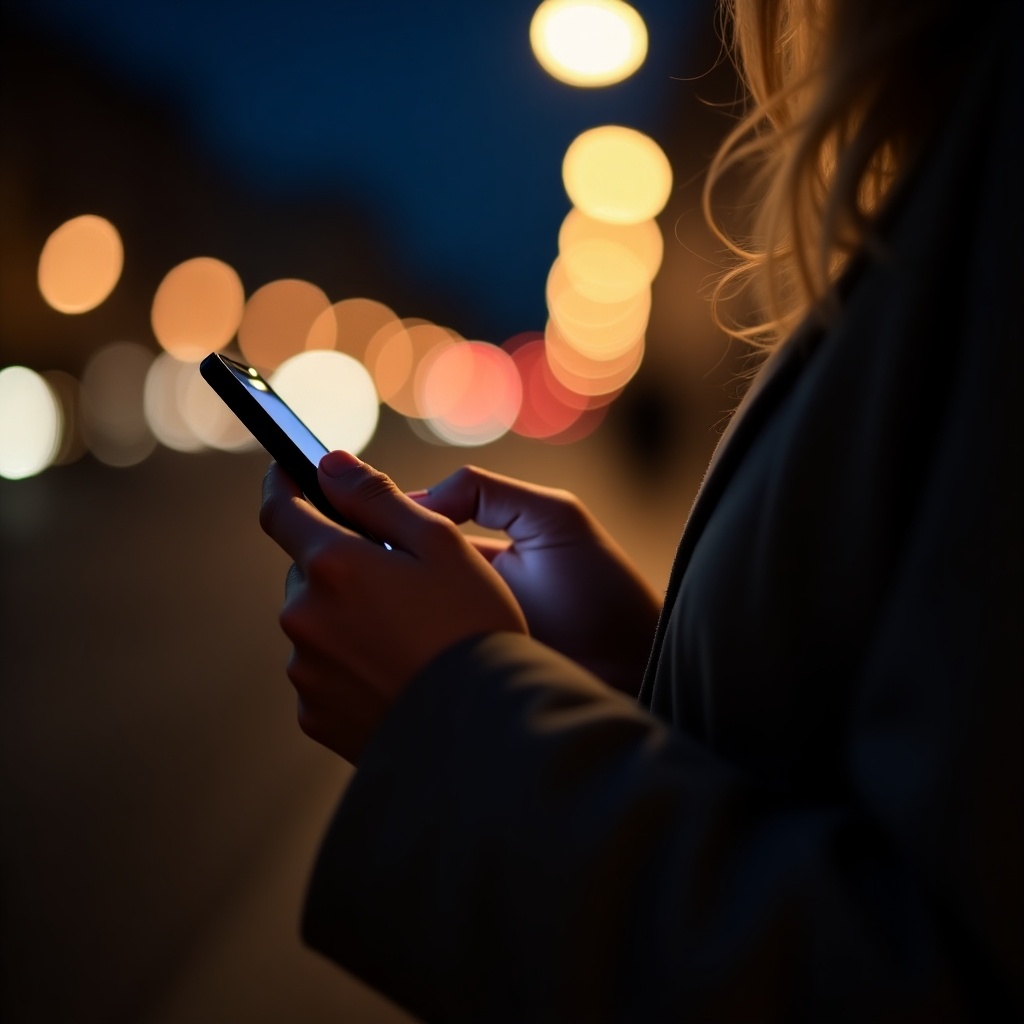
419,342,522,447
80,342,158,467
404,414,450,447
143,353,207,453
366,319,459,418
560,237,650,303
37,214,124,314
559,208,663,297
530,0,648,87
181,366,258,452
271,350,379,456
562,125,673,225
546,257,650,360
544,404,609,444
151,257,245,362
544,319,643,396
237,278,330,371
505,334,586,440
41,370,87,466
0,366,62,480
305,297,399,362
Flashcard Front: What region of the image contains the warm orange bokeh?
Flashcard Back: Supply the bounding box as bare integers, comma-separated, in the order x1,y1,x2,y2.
37,214,124,314
237,278,330,371
151,257,245,361
544,319,643,397
306,297,400,362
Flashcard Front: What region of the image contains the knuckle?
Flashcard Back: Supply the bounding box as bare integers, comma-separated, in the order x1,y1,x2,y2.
422,515,467,554
439,464,487,498
295,699,323,742
547,487,588,522
279,600,311,646
287,655,328,713
352,466,399,503
303,542,343,588
547,485,581,508
285,648,303,684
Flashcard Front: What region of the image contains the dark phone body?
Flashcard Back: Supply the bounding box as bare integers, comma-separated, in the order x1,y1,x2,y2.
200,352,373,538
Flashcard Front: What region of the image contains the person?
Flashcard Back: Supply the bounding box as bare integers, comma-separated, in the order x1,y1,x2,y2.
258,0,1022,1019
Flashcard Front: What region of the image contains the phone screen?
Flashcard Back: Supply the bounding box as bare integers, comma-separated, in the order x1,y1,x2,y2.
220,357,329,465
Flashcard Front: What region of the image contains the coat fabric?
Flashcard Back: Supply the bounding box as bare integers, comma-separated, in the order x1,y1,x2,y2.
300,7,1023,1021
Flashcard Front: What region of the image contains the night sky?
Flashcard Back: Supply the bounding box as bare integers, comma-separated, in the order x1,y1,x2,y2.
3,0,704,336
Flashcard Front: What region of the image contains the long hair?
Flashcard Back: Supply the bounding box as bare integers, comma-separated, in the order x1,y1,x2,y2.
704,0,956,350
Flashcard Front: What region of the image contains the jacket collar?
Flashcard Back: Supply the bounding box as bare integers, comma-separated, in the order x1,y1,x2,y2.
637,312,825,705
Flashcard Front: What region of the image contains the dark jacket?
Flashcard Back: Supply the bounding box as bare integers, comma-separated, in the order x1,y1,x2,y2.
301,8,1023,1021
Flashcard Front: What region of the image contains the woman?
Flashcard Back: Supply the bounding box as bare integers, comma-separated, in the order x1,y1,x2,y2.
259,0,1022,1018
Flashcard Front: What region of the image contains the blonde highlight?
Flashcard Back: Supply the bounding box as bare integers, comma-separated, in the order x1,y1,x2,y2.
704,0,951,351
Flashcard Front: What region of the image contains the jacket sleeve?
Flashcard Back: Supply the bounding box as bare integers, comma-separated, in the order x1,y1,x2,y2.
301,619,1021,1022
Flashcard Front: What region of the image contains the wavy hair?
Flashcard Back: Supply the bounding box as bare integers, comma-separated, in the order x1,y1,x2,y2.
704,0,955,349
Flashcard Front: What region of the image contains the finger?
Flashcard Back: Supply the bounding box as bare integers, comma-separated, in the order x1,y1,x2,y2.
261,460,301,503
285,561,304,599
468,536,511,563
317,450,447,555
416,465,588,545
260,462,341,564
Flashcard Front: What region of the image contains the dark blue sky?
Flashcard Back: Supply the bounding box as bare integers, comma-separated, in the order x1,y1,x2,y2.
5,0,704,336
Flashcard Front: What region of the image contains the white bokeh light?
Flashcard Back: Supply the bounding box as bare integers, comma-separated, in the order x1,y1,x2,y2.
143,353,207,453
530,0,648,87
0,366,62,480
181,367,258,452
270,350,379,456
80,342,158,468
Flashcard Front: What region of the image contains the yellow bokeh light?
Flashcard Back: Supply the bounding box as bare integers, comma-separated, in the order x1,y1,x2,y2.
544,319,644,397
559,208,663,290
151,257,245,362
560,237,650,303
237,278,330,371
546,257,650,360
80,342,158,467
0,366,62,480
37,214,124,314
530,0,648,87
270,350,379,456
562,125,673,225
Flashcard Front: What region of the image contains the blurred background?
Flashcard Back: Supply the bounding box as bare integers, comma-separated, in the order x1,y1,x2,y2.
0,1,745,1020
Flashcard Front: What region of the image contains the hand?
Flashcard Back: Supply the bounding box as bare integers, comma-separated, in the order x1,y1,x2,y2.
259,452,527,762
416,466,661,697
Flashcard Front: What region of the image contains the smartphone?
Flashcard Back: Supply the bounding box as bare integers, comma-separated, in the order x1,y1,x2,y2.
200,352,384,544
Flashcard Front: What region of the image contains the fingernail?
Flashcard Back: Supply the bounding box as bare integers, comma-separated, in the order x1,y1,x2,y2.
405,489,430,501
319,450,362,477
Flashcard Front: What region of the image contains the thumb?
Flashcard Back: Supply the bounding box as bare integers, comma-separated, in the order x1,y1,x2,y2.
418,465,588,547
318,450,437,553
